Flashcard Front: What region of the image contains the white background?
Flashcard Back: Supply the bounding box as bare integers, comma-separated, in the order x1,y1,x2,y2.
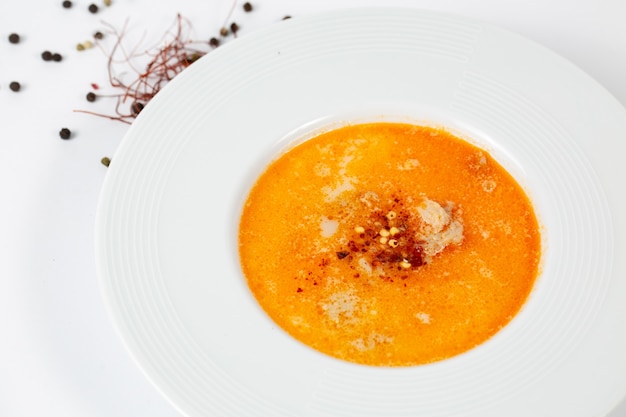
1,0,625,416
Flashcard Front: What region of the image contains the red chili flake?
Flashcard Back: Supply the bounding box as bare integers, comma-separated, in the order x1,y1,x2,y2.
90,83,100,90
375,251,403,264
296,288,303,293
406,245,425,267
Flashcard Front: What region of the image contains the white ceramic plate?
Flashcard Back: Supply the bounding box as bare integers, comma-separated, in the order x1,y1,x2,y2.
95,8,626,417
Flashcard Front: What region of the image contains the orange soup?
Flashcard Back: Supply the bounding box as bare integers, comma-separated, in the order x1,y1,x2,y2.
239,123,541,366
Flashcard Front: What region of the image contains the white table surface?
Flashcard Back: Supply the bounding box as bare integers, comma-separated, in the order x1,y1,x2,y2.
1,0,625,416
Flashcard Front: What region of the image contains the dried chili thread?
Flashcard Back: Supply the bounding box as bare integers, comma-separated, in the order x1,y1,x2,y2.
74,1,256,124
74,14,220,123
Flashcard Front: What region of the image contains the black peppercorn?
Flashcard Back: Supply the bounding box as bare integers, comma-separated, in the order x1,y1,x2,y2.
93,31,104,40
59,128,71,140
131,101,144,115
86,92,96,102
41,50,53,61
209,37,219,48
8,33,20,44
243,2,253,12
52,53,62,62
9,81,21,92
62,0,72,8
219,27,228,37
230,22,239,34
88,3,98,13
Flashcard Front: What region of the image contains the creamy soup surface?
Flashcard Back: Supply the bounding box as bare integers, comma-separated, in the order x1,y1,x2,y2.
239,123,541,366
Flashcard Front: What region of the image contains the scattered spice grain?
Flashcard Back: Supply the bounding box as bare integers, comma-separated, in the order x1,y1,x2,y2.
103,0,112,6
209,37,219,47
59,128,71,139
93,31,104,40
88,4,98,13
8,33,20,44
130,101,144,115
219,27,229,36
78,40,94,50
62,0,72,8
41,50,53,61
9,81,21,92
101,157,111,167
52,53,63,62
243,2,253,12
86,92,96,102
